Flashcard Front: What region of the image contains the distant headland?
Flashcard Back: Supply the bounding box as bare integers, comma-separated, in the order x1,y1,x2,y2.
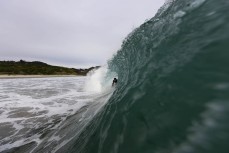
0,60,100,76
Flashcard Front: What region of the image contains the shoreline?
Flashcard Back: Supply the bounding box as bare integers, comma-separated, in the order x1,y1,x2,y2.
0,75,81,79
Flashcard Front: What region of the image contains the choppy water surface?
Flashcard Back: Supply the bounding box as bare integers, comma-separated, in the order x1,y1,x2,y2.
0,76,114,153
1,0,229,153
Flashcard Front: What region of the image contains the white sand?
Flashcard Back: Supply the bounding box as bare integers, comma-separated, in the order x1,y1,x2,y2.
0,75,79,79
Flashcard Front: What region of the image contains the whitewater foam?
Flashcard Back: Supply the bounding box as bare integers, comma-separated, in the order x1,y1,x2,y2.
0,77,94,152
84,66,118,93
0,70,117,152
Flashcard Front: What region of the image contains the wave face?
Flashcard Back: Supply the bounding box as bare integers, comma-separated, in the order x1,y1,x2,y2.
67,0,229,153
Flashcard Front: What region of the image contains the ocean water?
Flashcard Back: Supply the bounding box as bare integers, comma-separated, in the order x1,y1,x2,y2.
66,0,229,153
0,74,115,153
1,0,229,152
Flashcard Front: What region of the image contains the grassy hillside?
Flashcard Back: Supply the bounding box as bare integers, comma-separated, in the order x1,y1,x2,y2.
0,60,99,76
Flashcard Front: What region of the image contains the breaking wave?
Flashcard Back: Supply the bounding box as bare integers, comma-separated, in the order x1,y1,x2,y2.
66,0,229,153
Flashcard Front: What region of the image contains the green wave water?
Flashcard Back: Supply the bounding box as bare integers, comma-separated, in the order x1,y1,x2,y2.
66,0,229,152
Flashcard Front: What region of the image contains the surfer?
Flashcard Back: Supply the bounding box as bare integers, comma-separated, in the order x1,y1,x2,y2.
112,78,118,86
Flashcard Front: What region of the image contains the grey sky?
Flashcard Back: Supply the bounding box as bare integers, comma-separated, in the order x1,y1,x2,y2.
0,0,165,68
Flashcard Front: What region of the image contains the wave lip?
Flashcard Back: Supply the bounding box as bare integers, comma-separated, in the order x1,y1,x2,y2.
69,0,229,153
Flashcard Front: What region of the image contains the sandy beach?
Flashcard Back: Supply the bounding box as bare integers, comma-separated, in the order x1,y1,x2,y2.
0,75,79,79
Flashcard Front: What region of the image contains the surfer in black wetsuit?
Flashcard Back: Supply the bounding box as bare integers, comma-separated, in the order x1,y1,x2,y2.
112,78,118,86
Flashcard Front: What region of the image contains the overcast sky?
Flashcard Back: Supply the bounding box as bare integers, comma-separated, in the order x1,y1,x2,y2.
0,0,165,68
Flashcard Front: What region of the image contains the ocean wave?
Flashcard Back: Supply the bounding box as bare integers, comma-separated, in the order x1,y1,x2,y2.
68,0,229,153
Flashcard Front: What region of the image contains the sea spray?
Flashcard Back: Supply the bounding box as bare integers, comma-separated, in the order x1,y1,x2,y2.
84,67,107,93
84,66,118,93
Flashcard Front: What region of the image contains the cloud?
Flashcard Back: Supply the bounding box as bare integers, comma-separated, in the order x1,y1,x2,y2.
0,0,165,68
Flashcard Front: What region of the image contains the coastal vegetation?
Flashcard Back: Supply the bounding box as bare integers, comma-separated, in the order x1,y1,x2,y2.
0,60,99,76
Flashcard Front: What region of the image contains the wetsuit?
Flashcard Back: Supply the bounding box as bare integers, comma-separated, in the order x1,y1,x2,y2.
112,78,118,86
